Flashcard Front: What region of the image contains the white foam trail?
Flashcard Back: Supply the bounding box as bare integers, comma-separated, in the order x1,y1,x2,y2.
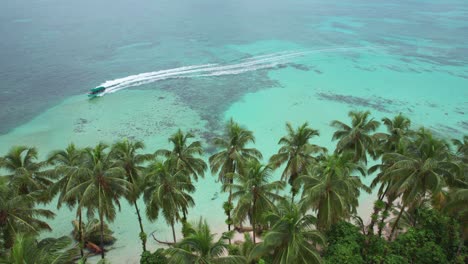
101,64,218,88
96,46,372,96
241,50,299,61
101,51,306,94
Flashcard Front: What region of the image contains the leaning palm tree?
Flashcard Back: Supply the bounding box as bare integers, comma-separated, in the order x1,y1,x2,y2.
48,143,88,258
156,129,207,182
381,129,457,240
298,152,370,231
269,122,326,199
250,200,325,264
331,110,380,164
6,233,79,264
143,161,195,243
69,143,130,259
1,146,52,197
0,183,55,250
166,218,245,264
209,118,262,241
111,139,153,252
227,159,285,243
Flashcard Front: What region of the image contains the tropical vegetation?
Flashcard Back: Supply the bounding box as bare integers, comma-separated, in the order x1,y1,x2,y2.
0,111,466,264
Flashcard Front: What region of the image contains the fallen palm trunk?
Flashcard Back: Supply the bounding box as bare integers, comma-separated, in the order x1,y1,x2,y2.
150,231,175,246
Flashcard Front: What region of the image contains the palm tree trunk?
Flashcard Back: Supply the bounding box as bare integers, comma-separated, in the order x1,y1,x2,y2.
227,182,232,245
389,203,406,241
171,222,177,244
78,209,84,259
99,213,105,259
134,201,146,252
380,202,406,264
368,184,389,236
252,200,256,244
378,198,393,237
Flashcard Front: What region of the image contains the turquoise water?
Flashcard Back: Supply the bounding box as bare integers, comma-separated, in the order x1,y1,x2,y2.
1,0,467,262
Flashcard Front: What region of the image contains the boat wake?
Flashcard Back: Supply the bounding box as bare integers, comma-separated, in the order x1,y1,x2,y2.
96,46,371,96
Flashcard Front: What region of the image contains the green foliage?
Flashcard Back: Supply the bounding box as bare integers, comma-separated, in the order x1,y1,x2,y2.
72,219,116,246
250,200,325,264
140,249,168,264
3,233,79,264
324,222,364,264
390,208,464,263
223,201,233,214
392,229,448,264
181,220,193,238
166,218,245,263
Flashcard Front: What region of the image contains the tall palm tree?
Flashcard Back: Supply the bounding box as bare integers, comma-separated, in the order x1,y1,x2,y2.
227,160,285,243
0,183,55,250
111,139,153,252
1,146,51,196
5,233,79,264
269,122,326,200
143,161,195,243
166,218,245,264
381,129,457,240
48,143,87,258
250,200,325,264
331,110,380,164
156,129,207,182
209,118,262,241
367,114,412,235
298,152,370,231
68,143,130,259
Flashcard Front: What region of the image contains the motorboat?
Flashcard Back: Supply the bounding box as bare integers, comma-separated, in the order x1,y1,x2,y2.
88,86,105,98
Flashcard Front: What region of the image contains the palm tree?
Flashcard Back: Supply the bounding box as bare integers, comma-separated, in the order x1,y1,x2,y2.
111,139,153,252
331,110,380,164
381,129,457,240
209,118,262,241
269,122,326,200
0,183,55,250
367,114,412,235
1,146,52,196
143,161,195,243
250,200,325,264
68,143,130,259
48,143,88,258
156,129,207,182
376,114,412,154
452,135,468,183
298,152,370,231
452,135,468,163
5,233,79,264
166,218,245,264
227,160,285,243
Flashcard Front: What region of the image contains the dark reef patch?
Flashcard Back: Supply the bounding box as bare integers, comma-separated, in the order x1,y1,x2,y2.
137,69,281,142
289,63,310,71
354,65,377,72
316,91,406,113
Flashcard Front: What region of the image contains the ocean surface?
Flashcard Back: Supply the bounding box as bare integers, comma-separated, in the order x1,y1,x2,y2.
1,0,467,262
